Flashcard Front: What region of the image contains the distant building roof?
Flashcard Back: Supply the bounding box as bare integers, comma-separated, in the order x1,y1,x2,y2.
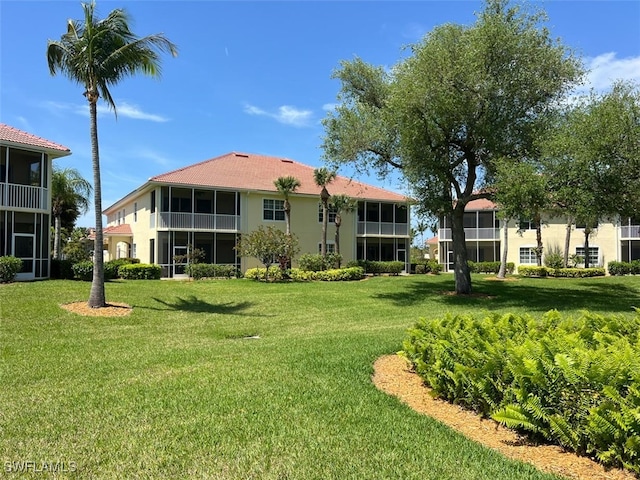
465,198,497,210
103,224,133,236
149,151,408,202
0,123,71,156
426,236,439,245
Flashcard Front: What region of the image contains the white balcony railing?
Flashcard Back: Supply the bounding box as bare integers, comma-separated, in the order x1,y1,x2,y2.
357,222,409,236
439,227,500,241
155,212,239,231
0,183,48,210
621,225,640,239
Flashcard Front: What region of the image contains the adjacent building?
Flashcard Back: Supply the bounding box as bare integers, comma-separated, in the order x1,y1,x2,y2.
437,199,640,272
103,152,411,278
0,123,71,280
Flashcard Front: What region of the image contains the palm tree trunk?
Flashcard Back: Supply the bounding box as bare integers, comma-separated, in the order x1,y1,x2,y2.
88,100,106,308
53,215,61,259
497,217,509,279
335,215,341,267
535,212,543,267
584,227,591,268
321,200,328,258
564,217,572,267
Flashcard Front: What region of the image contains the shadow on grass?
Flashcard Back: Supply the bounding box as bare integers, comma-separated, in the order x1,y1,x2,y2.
144,296,255,315
373,276,640,314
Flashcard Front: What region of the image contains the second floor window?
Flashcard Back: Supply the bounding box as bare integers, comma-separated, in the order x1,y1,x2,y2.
318,203,337,223
263,199,285,221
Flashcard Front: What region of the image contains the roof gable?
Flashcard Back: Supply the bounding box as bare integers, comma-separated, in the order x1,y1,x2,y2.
150,152,408,202
0,123,71,155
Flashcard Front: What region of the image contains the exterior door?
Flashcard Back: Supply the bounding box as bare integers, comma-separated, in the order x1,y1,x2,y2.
397,248,406,273
173,245,188,277
13,233,35,280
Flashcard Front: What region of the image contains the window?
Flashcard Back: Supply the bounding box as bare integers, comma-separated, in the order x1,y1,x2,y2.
318,242,336,254
134,203,138,222
318,203,337,223
519,247,537,264
263,199,285,221
576,247,599,266
576,220,598,230
518,219,535,230
132,243,137,258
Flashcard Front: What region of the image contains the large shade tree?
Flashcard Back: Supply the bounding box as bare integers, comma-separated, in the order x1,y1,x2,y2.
322,0,582,294
47,1,177,307
51,167,92,259
543,81,640,268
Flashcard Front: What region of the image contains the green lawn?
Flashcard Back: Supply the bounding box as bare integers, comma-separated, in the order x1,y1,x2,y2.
1,275,639,479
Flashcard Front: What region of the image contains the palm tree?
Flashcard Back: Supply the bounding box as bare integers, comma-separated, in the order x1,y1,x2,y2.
313,167,336,257
47,1,177,307
273,176,301,236
330,193,356,263
51,167,92,259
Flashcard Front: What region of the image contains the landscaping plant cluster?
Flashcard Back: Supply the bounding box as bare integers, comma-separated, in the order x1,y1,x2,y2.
608,261,640,276
518,266,606,277
401,309,640,473
244,265,365,282
51,258,161,281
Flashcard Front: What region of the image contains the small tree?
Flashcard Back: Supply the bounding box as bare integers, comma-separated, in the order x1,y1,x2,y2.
235,226,299,281
274,176,301,236
51,167,92,259
313,167,336,257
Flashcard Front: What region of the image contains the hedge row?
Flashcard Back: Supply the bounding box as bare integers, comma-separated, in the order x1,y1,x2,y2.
345,260,405,275
401,309,640,473
468,261,515,274
518,266,606,277
185,263,239,279
69,258,149,281
244,266,364,282
414,260,442,274
608,260,640,276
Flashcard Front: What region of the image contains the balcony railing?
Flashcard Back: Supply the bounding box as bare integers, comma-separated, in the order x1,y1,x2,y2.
439,227,500,241
0,183,48,210
154,212,239,231
357,222,409,236
621,225,640,239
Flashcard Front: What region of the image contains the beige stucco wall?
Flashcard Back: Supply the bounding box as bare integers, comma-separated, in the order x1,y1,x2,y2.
239,191,358,270
504,215,619,267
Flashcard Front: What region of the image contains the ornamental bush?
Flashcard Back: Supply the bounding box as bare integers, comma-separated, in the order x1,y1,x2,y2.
118,263,161,280
468,261,515,274
401,309,640,473
72,260,94,281
186,263,238,280
0,256,23,283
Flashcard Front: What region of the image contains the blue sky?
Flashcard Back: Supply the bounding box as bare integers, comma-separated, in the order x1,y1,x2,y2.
1,0,639,228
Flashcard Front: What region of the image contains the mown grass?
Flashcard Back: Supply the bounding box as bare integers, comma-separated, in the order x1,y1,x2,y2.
1,275,639,479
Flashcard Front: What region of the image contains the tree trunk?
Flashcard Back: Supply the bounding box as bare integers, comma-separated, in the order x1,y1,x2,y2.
284,198,291,236
451,206,472,294
563,217,572,267
497,217,509,279
335,215,341,267
584,227,591,268
535,212,543,267
88,100,106,308
53,215,61,260
320,189,329,259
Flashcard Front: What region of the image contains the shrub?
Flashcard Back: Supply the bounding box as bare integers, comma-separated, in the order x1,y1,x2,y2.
51,259,74,279
244,266,283,281
468,261,515,274
401,309,640,473
519,266,605,278
298,253,328,272
185,263,238,280
119,263,161,280
543,245,564,269
608,261,630,276
0,256,23,283
348,260,405,275
72,260,94,281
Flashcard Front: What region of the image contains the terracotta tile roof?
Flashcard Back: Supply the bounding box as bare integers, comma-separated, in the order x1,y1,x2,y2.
465,198,497,210
426,236,439,245
103,224,133,236
0,123,71,155
150,152,408,202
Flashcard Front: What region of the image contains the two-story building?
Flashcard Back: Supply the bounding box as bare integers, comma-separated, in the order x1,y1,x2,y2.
103,152,411,277
437,198,640,272
0,123,71,280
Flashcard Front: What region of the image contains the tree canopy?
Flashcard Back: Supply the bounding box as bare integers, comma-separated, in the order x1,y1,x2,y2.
322,0,582,293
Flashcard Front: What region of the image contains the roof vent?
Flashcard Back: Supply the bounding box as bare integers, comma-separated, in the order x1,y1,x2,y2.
234,153,249,158
280,159,293,163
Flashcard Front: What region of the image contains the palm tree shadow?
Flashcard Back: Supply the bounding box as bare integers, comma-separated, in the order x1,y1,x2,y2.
147,296,254,315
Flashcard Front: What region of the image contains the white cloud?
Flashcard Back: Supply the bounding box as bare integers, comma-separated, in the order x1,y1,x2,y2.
578,52,640,93
322,103,338,111
133,148,173,167
243,103,313,127
42,100,168,122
